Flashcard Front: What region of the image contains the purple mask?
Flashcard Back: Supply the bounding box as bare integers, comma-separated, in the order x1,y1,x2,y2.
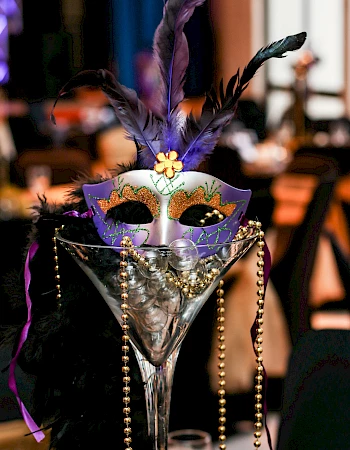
83,170,251,251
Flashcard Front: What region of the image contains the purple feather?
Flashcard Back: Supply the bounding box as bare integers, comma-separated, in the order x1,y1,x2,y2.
178,76,238,170
153,0,206,121
100,71,162,157
51,69,161,167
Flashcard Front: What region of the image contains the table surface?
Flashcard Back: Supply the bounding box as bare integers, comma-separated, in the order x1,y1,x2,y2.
0,414,280,450
223,412,280,450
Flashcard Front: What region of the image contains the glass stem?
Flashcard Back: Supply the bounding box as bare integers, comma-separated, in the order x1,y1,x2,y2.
133,345,181,450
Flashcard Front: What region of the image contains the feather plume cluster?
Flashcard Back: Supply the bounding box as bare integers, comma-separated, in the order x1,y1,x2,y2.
52,0,306,171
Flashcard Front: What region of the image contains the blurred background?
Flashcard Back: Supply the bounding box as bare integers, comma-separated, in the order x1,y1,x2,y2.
0,0,349,218
0,0,349,448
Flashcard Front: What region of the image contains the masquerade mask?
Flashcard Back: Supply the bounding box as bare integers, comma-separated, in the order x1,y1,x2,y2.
83,170,251,250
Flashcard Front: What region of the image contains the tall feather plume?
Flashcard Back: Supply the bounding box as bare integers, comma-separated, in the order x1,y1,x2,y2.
180,32,307,170
153,0,206,122
51,69,162,168
179,76,239,170
231,32,307,107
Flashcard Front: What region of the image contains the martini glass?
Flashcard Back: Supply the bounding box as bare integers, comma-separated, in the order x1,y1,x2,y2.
56,227,258,450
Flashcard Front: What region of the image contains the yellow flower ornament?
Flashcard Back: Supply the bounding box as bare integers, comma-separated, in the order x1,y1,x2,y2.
154,151,184,179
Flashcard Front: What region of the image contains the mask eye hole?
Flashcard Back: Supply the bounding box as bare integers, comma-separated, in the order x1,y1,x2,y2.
179,205,226,227
106,201,153,224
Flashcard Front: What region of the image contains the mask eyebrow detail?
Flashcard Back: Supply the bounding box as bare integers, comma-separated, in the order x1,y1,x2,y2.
168,186,236,220
97,184,160,218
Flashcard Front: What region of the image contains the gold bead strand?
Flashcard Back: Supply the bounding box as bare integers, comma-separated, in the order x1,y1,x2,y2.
216,279,227,450
53,226,64,308
199,209,225,226
120,237,132,450
254,222,265,448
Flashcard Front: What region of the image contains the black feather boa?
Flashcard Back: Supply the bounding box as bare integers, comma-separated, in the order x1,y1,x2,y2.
2,179,153,449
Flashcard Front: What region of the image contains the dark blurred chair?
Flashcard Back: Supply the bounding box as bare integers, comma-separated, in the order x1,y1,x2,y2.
270,153,350,449
276,329,350,450
270,153,347,343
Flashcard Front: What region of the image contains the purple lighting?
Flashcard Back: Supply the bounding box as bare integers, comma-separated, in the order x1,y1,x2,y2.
5,0,22,35
0,60,9,83
0,0,22,85
0,14,8,60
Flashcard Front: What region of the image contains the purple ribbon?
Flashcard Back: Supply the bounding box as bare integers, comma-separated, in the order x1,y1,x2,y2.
63,208,93,218
8,241,46,442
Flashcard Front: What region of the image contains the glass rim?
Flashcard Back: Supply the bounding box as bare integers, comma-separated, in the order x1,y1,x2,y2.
168,428,212,444
55,230,258,251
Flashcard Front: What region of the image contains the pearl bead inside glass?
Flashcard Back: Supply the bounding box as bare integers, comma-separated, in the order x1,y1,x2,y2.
168,239,199,271
140,304,168,332
127,285,155,311
119,262,145,290
178,260,207,286
138,249,168,278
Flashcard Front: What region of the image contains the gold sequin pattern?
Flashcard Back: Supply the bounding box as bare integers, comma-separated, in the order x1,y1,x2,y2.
97,185,160,217
168,187,236,219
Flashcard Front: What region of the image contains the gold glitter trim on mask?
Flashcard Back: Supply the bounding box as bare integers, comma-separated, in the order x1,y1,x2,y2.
97,185,160,217
154,150,184,179
168,187,236,220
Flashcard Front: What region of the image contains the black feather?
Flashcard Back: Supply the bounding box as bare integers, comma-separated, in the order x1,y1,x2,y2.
179,32,307,169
